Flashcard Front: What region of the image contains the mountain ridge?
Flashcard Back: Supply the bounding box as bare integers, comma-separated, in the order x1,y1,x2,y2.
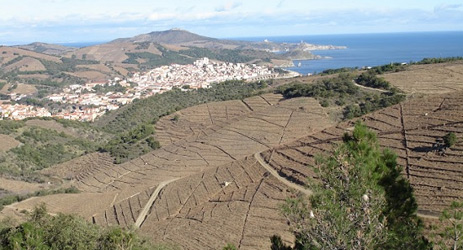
110,28,220,44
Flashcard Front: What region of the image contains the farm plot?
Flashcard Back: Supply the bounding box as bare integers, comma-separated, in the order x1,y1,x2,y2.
3,57,46,72
383,62,463,95
25,119,78,137
74,95,333,197
0,192,118,220
137,156,296,250
40,152,114,182
0,134,20,151
259,91,463,215
0,177,47,194
154,93,282,146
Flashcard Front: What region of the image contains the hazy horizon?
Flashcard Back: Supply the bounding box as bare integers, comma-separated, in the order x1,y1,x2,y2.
3,30,463,47
1,0,463,45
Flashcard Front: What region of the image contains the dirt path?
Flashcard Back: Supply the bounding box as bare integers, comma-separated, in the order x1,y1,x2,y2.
352,81,388,93
134,178,181,228
254,152,312,195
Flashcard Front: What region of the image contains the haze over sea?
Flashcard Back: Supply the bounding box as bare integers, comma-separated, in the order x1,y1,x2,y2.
237,31,463,75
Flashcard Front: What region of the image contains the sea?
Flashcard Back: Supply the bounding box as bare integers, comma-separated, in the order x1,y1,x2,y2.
235,31,463,75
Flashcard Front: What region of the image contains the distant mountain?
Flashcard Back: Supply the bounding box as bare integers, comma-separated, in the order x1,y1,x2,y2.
0,29,345,90
14,42,77,56
112,28,219,45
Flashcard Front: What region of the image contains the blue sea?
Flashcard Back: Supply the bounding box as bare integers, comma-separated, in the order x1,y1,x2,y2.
236,31,463,75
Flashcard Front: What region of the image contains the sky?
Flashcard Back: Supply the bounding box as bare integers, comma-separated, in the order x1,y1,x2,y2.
1,0,463,44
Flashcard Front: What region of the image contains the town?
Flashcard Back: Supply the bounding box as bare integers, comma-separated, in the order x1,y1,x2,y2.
0,58,283,121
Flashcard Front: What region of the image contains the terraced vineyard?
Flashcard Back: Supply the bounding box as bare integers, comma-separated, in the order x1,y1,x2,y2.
260,91,463,216
139,157,295,249
383,61,463,94
2,92,334,241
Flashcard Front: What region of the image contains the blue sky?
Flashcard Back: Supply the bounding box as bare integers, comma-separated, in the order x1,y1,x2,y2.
1,0,463,44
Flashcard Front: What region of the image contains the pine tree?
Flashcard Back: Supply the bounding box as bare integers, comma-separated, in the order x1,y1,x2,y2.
280,122,431,249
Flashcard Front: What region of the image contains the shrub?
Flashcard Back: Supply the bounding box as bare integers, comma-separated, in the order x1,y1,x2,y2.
443,132,457,148
0,204,170,250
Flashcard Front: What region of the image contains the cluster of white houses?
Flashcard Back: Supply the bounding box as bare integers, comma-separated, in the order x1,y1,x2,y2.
1,58,278,121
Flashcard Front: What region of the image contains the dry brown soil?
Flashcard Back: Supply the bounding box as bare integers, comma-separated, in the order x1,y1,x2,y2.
383,62,463,94
0,134,20,151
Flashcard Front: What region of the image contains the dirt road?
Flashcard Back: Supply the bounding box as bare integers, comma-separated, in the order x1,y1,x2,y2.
254,152,312,195
134,178,181,228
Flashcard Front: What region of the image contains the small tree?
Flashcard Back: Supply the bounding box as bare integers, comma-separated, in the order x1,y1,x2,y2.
171,114,180,122
281,122,430,249
433,201,463,250
443,132,458,148
223,243,237,250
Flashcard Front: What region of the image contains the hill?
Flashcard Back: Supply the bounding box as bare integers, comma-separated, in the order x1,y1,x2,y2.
0,29,345,102
67,29,343,71
14,42,77,56
112,28,219,45
0,46,120,96
1,61,463,249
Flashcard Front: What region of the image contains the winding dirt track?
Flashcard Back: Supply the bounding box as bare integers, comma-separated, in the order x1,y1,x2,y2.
352,80,388,93
254,152,312,196
134,178,180,228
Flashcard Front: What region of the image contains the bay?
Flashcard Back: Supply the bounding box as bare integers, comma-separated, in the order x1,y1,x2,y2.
237,31,463,75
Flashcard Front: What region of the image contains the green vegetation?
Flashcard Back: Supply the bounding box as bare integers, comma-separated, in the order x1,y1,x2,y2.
443,132,458,148
0,187,79,212
432,201,463,249
355,71,391,90
100,124,157,163
0,204,174,250
275,73,405,120
10,127,99,170
320,67,356,75
278,122,430,249
367,62,408,74
0,119,108,178
343,92,405,120
276,73,358,99
0,120,24,135
416,57,463,65
222,243,237,250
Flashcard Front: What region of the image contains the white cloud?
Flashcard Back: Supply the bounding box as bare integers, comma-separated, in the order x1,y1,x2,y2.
0,0,462,43
215,1,242,12
434,3,462,12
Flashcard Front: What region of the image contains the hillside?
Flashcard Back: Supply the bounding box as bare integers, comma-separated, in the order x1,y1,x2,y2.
67,29,343,71
1,61,463,249
0,29,346,104
14,42,77,56
3,90,462,248
0,46,120,97
112,28,219,45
